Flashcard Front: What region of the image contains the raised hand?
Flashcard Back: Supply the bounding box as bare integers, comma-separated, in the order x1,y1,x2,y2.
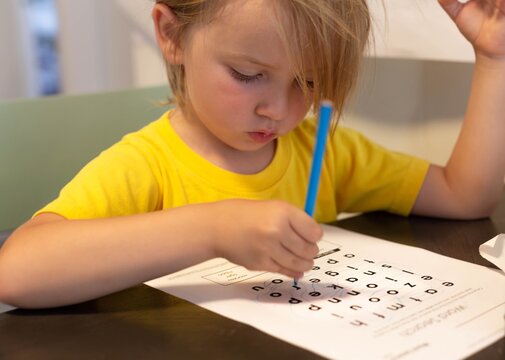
210,199,322,279
439,0,505,60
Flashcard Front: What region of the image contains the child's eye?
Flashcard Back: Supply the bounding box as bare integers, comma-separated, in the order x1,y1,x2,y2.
230,68,262,83
295,77,315,91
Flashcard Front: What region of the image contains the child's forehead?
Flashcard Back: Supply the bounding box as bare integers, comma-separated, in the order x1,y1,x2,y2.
199,0,304,67
203,0,307,62
216,0,279,27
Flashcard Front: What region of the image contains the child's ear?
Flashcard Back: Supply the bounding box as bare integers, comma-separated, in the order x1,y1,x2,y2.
152,4,183,65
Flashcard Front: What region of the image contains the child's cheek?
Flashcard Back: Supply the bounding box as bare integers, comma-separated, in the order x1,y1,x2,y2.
216,77,257,105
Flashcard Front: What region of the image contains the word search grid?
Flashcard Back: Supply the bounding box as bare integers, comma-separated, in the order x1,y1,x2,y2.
147,225,505,360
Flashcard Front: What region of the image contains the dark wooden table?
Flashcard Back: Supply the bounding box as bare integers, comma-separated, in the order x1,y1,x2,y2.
1,191,504,360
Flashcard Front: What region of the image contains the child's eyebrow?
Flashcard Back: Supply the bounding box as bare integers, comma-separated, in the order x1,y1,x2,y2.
225,52,278,70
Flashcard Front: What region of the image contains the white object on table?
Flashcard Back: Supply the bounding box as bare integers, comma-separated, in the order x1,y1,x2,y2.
480,234,505,273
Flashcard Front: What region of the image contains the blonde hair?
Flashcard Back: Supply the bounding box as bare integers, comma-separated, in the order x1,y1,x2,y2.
155,0,370,124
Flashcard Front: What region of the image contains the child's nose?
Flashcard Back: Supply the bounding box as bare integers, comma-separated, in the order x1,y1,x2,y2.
255,88,291,121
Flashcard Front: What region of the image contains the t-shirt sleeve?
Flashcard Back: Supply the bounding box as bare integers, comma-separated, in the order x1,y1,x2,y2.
334,128,430,216
34,142,162,220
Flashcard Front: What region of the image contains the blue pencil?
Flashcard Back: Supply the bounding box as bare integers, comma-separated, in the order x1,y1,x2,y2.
294,100,333,286
304,100,333,216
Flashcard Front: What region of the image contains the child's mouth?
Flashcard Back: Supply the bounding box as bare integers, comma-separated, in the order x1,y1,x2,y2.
248,131,276,144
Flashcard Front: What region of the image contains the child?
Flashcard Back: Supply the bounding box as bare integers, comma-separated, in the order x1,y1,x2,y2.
0,0,504,308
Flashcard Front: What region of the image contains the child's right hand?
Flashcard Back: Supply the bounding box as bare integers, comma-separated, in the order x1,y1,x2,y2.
209,199,322,279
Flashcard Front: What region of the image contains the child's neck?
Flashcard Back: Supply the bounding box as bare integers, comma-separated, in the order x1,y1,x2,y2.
169,109,276,175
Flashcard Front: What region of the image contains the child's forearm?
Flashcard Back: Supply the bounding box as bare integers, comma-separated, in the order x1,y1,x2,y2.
0,199,321,308
0,204,219,308
445,55,505,211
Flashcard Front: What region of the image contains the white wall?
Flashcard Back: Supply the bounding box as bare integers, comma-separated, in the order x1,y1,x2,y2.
0,0,38,99
369,0,474,62
55,0,165,95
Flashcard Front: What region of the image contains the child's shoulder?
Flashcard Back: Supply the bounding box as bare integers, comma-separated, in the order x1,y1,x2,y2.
112,111,174,154
94,111,173,169
123,111,171,141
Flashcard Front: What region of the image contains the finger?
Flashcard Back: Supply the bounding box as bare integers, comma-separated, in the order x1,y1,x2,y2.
453,0,500,14
270,258,305,279
438,0,465,19
270,241,314,273
255,257,302,278
280,231,320,260
288,209,323,244
496,0,505,14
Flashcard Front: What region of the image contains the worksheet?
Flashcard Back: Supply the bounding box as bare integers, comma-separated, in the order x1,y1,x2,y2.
0,303,14,314
147,225,505,360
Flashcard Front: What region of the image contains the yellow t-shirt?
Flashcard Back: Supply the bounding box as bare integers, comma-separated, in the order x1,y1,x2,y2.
36,111,429,223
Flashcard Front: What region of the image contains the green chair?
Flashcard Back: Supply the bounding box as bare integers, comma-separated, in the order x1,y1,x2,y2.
0,85,172,240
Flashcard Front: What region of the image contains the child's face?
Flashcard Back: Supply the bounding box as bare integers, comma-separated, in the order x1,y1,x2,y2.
178,0,313,157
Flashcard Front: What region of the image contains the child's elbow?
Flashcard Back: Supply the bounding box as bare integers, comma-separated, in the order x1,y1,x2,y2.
0,272,39,309
0,265,19,308
0,281,17,308
0,266,19,308
0,252,34,309
461,197,500,220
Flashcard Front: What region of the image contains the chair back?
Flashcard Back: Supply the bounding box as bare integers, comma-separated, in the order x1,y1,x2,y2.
0,85,171,233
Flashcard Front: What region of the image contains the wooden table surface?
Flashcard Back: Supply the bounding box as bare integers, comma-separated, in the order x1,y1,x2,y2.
1,191,504,360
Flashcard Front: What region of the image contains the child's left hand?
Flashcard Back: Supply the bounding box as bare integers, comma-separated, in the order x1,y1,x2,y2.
439,0,505,60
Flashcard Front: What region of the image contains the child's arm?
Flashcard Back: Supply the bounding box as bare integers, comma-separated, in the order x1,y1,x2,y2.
0,200,321,308
412,0,505,219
